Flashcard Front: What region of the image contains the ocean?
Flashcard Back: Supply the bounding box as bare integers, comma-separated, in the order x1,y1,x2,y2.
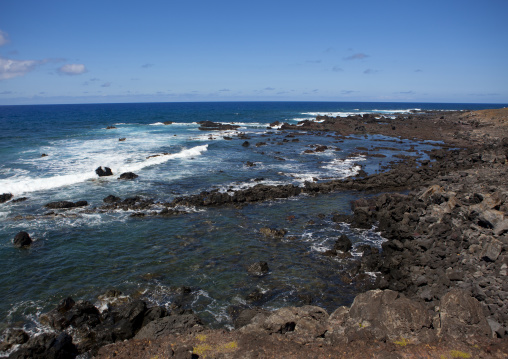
0,101,506,335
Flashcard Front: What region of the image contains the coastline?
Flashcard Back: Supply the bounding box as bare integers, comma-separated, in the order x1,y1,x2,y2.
3,107,508,358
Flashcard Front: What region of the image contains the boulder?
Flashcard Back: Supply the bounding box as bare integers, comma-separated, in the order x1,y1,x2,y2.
247,261,270,276
45,201,88,209
438,288,492,338
240,306,329,344
95,166,113,177
334,234,353,252
118,172,138,180
343,289,435,343
13,231,32,248
0,193,13,203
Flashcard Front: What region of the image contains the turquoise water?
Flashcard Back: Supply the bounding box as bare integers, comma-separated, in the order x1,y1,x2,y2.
0,101,506,333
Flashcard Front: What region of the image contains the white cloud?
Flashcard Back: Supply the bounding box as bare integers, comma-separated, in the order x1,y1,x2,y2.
58,63,87,75
0,57,40,80
0,30,9,46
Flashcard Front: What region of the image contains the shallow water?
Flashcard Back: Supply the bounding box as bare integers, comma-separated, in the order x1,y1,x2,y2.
1,101,505,334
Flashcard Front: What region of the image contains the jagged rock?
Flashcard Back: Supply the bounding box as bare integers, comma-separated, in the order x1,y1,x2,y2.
247,261,270,276
95,166,113,177
118,172,138,180
13,231,32,248
438,288,492,338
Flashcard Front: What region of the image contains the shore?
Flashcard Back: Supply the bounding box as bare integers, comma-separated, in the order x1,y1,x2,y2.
3,108,508,358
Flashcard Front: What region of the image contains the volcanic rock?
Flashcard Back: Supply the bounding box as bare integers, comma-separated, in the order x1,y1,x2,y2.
259,227,287,238
13,231,32,247
197,121,239,131
247,261,270,276
118,172,139,180
96,166,113,177
0,193,13,203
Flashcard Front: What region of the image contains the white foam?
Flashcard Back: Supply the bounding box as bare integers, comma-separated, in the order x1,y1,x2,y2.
301,109,422,118
0,145,208,196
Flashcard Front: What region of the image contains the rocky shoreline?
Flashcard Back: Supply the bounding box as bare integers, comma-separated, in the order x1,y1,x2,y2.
2,108,508,358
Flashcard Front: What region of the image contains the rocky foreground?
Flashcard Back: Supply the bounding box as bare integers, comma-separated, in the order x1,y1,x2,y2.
3,108,508,358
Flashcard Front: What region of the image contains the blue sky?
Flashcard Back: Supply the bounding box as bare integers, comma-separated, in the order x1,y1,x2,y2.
0,0,507,105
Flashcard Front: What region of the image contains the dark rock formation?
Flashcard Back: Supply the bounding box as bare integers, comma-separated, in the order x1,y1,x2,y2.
118,172,138,180
0,193,13,203
8,332,77,359
95,167,113,177
13,231,32,247
197,121,239,131
24,293,192,357
103,195,121,203
45,201,88,209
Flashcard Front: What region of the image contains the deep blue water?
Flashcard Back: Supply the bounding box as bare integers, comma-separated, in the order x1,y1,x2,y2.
0,101,506,338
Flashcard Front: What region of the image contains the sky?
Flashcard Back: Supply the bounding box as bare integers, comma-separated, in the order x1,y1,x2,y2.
0,0,507,105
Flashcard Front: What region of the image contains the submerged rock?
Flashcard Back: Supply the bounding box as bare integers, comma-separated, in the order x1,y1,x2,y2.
259,227,287,238
13,231,32,248
247,261,270,276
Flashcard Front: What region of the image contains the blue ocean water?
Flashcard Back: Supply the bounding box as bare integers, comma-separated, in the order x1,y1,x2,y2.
0,101,506,335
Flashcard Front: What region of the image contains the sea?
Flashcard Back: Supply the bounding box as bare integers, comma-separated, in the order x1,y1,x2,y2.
1,101,506,338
